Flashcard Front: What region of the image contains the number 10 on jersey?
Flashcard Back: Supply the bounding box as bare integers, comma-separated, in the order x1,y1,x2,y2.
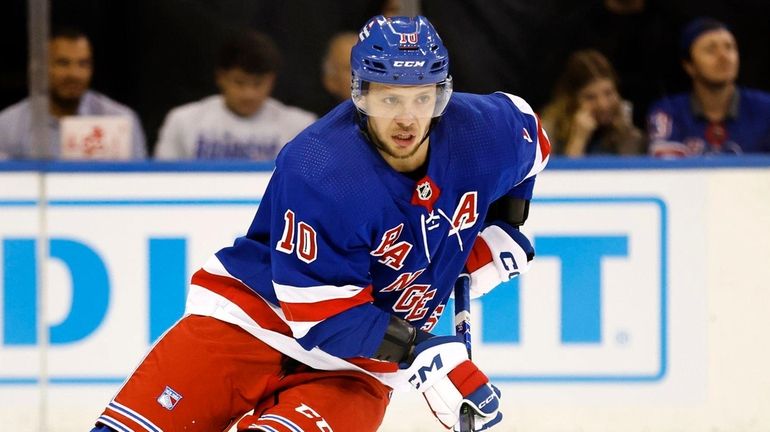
276,209,318,263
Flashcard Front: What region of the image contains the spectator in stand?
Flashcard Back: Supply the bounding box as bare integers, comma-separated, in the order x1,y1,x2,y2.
0,27,147,160
647,17,770,157
317,2,399,114
154,30,316,161
321,32,358,104
540,49,644,157
534,0,685,128
380,0,402,16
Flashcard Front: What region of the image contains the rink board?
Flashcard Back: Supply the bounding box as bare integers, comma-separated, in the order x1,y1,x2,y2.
1,158,769,431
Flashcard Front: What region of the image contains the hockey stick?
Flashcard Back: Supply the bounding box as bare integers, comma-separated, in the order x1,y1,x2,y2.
454,274,475,432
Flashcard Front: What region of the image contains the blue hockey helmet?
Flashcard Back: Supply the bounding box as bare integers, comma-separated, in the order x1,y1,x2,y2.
351,15,453,118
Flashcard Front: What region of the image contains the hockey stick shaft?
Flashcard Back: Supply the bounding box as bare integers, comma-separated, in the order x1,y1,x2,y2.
454,275,475,432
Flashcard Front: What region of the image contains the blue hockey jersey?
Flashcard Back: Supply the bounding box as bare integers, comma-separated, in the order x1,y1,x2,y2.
191,92,549,376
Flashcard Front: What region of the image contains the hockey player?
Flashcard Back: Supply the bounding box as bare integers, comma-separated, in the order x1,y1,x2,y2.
91,15,549,432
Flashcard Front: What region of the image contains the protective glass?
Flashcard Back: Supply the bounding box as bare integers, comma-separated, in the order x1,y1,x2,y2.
352,77,453,119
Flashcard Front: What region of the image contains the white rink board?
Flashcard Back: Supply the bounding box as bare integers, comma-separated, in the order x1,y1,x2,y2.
1,164,769,432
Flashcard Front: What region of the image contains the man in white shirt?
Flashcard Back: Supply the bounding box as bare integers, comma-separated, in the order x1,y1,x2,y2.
0,27,147,160
154,30,316,161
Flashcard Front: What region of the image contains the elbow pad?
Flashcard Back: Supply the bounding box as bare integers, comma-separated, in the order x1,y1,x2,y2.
465,221,534,299
486,197,530,227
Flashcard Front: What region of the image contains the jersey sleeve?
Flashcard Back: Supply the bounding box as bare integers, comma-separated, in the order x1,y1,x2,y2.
462,94,547,294
266,168,390,359
504,176,535,201
494,92,551,197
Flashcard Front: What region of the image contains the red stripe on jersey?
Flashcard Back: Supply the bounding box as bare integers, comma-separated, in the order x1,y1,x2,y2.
279,285,374,322
466,236,493,273
191,269,292,336
535,113,551,161
447,360,489,397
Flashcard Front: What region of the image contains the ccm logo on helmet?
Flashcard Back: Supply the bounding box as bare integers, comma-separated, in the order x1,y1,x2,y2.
393,60,426,67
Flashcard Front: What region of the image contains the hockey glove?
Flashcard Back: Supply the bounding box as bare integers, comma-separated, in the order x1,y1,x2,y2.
401,336,502,430
465,221,534,299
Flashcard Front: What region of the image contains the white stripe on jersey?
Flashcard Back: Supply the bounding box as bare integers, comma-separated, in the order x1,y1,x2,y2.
204,254,367,307
202,255,236,277
197,256,327,338
283,320,322,339
250,286,322,338
500,92,536,117
273,281,367,304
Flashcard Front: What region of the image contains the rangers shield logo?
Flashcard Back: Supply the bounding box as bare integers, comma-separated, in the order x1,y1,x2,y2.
157,386,183,410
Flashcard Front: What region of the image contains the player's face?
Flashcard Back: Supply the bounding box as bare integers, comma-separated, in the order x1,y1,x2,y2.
365,83,437,171
577,77,621,126
685,29,739,87
48,37,93,103
216,68,275,117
